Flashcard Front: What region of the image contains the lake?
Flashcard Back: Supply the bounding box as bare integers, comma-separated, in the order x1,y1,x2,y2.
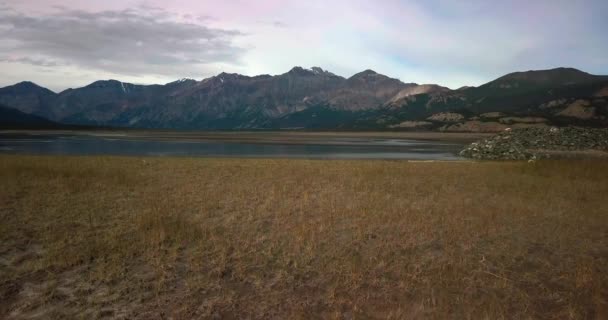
0,131,479,160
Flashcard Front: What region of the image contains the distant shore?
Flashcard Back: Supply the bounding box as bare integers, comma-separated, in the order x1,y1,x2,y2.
0,129,491,145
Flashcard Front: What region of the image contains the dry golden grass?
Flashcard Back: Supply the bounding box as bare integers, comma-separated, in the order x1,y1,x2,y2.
0,155,607,319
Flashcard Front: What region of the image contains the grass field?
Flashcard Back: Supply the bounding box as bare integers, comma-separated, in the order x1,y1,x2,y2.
1,156,607,319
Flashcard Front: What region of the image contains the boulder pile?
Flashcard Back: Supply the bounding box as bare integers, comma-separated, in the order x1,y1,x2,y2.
459,127,608,160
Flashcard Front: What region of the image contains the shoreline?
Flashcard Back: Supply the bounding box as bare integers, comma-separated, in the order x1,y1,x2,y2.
0,129,491,144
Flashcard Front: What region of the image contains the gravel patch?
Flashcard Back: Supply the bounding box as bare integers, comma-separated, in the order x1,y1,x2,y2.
460,127,608,160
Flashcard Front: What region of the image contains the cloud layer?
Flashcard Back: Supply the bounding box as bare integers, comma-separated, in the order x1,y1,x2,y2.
0,0,607,91
0,4,245,88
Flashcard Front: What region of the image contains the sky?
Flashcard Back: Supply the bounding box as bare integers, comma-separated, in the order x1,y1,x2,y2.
1,0,607,91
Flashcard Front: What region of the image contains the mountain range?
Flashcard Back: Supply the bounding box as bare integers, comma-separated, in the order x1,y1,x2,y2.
1,67,607,131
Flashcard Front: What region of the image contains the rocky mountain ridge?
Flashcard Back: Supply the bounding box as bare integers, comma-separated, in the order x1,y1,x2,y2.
1,67,607,131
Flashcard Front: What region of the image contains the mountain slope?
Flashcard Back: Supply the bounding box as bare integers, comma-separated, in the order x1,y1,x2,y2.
484,68,603,90
0,67,416,129
0,67,606,131
0,82,57,119
388,84,451,104
373,68,608,131
0,104,60,128
327,70,417,111
114,67,349,128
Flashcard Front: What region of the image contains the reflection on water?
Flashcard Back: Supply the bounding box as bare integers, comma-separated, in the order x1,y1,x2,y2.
0,133,466,160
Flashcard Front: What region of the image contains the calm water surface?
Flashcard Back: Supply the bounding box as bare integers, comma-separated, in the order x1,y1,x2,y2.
0,132,467,160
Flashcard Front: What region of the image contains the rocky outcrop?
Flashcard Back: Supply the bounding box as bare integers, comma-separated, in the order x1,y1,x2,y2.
439,121,508,132
498,117,548,124
479,112,505,119
460,127,608,160
557,100,596,119
388,121,433,129
426,112,465,122
388,84,450,103
595,86,608,97
539,99,568,109
328,69,416,111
